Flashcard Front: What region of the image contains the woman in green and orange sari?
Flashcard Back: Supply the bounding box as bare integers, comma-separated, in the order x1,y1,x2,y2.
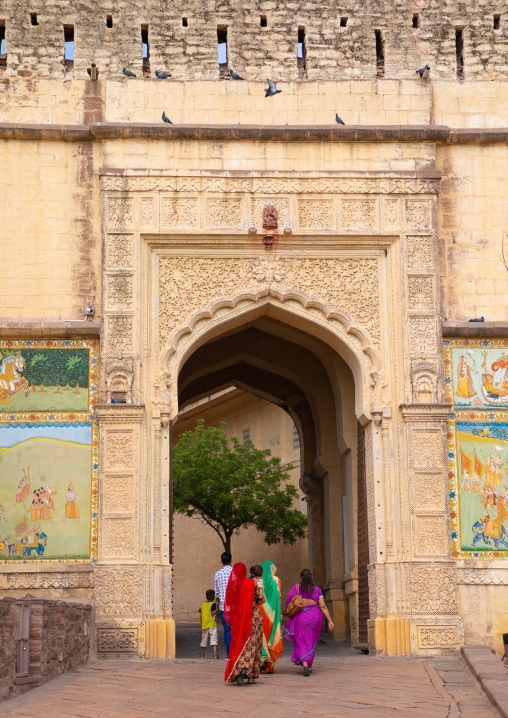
260,560,283,673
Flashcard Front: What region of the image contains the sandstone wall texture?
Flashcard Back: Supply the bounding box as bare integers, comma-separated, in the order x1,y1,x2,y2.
0,597,91,702
0,0,508,80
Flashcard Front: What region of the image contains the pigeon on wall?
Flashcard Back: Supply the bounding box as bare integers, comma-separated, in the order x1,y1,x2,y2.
155,70,171,79
162,111,173,124
335,113,345,124
229,69,244,80
416,64,430,79
265,79,282,97
123,67,136,77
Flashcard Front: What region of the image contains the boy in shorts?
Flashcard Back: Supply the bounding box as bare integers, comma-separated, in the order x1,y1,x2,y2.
200,589,219,659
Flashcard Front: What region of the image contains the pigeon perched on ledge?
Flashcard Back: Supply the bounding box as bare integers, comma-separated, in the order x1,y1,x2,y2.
468,317,484,322
416,64,430,79
162,111,173,124
265,79,282,97
123,67,136,77
335,113,345,125
155,70,171,79
229,69,244,80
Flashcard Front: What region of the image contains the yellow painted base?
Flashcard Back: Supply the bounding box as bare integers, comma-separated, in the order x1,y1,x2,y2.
144,618,176,659
370,618,411,656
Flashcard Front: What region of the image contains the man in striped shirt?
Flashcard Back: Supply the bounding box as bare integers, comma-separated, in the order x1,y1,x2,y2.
214,552,233,659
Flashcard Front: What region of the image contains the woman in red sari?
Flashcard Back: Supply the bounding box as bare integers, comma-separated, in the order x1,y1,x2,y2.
224,562,265,685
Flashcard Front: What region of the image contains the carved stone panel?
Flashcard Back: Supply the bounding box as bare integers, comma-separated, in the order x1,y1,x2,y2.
410,564,458,614
406,236,433,272
104,473,134,513
106,316,133,354
97,628,138,654
95,566,143,619
106,431,134,470
252,197,290,228
405,200,432,232
414,516,447,556
412,429,444,470
341,199,377,231
417,625,458,648
107,234,134,270
408,276,434,311
205,198,243,230
409,316,437,354
107,197,134,230
298,199,334,231
414,473,444,510
384,199,400,231
162,197,199,229
107,275,133,309
102,518,135,559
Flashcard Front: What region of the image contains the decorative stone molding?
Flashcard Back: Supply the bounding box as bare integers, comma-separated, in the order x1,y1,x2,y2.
457,568,508,585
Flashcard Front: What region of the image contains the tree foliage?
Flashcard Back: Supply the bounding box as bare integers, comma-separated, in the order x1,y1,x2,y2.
172,420,308,553
7,349,89,388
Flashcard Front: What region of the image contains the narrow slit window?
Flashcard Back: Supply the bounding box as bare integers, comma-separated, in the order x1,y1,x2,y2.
64,25,74,70
340,16,348,27
375,29,385,77
182,17,188,27
494,14,501,29
456,28,464,79
30,13,39,26
106,15,113,28
142,24,150,76
260,15,267,27
217,26,228,76
242,428,250,443
412,13,419,28
297,26,307,77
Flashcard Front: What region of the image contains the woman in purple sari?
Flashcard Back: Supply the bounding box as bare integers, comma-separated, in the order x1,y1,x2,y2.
284,569,334,676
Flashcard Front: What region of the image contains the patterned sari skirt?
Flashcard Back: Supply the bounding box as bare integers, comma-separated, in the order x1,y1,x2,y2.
227,606,263,682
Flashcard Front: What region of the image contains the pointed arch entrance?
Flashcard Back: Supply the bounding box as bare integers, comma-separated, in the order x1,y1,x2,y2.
167,297,376,645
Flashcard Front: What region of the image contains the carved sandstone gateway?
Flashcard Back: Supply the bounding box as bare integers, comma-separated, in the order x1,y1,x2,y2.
1,0,508,662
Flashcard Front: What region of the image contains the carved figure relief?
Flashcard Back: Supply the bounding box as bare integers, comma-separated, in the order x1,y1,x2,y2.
262,204,278,229
162,197,198,228
298,199,334,230
384,199,400,231
108,198,133,229
252,197,290,228
141,199,154,228
341,200,377,231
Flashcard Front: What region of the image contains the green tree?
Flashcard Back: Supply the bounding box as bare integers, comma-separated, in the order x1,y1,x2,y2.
172,420,308,553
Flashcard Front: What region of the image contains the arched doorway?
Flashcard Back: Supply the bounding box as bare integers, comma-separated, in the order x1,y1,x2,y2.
169,305,369,645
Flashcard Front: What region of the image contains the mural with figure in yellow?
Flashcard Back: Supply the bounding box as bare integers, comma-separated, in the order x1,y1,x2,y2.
0,423,97,562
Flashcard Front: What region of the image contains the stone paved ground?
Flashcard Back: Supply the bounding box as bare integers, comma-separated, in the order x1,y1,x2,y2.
0,625,498,718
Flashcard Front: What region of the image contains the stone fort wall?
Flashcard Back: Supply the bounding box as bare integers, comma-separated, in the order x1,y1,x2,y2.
0,0,508,81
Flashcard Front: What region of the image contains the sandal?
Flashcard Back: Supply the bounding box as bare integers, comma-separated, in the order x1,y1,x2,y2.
303,665,310,677
213,655,220,660
237,668,247,686
199,655,205,659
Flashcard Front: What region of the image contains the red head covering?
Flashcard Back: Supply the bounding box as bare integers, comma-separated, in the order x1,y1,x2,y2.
224,562,256,682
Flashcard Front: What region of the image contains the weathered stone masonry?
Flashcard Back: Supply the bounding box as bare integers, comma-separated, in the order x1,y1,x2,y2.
1,0,508,80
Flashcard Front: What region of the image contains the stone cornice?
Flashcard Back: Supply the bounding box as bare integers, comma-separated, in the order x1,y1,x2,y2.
94,404,145,422
443,321,508,338
399,403,452,420
0,122,507,144
0,319,101,337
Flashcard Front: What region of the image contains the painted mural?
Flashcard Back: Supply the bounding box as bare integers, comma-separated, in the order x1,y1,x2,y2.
446,340,508,409
445,338,508,559
0,340,99,563
0,344,93,413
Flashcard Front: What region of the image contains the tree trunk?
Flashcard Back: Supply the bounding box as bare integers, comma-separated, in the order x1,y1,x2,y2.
75,382,79,394
224,533,232,554
56,384,61,394
40,383,44,392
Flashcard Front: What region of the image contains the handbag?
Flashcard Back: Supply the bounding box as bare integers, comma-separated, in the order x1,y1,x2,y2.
286,585,304,618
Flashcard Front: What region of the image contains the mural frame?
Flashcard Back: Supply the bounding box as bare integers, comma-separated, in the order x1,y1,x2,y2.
445,338,508,560
0,339,99,564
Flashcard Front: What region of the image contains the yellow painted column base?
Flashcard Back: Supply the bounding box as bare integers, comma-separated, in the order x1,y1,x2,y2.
370,618,411,656
144,618,176,658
